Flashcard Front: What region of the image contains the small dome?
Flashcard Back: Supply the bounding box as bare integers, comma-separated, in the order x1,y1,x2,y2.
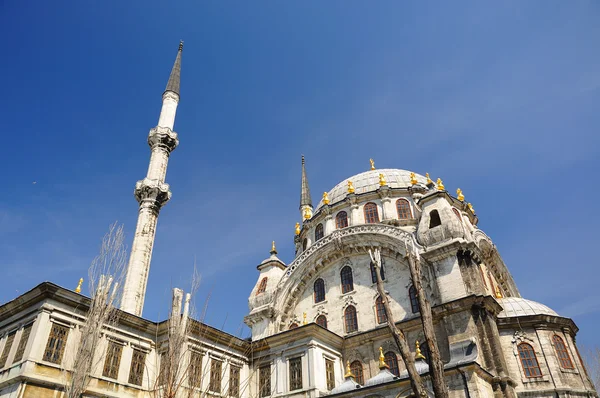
497,297,559,318
330,378,361,394
364,368,397,387
315,169,427,211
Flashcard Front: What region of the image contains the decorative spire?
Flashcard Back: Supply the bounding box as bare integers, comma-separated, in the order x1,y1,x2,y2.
410,172,418,185
426,173,433,185
456,188,465,201
295,222,301,235
165,41,183,96
270,241,277,255
300,155,313,209
495,285,503,298
347,180,355,194
370,158,375,170
436,178,445,191
75,278,83,294
322,192,330,205
415,340,426,360
468,202,475,214
303,312,307,325
378,347,389,369
344,360,355,379
378,173,386,186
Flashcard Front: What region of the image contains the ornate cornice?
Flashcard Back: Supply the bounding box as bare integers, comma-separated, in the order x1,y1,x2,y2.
148,126,179,153
134,178,172,208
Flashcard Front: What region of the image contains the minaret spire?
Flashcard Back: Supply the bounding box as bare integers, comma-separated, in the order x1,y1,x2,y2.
121,43,183,316
299,155,313,220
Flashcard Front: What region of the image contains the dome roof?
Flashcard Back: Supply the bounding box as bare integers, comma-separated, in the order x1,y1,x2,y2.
497,297,559,318
315,169,427,210
330,378,361,394
364,368,397,387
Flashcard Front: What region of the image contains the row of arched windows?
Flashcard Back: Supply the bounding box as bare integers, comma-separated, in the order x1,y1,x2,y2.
516,336,575,378
312,199,414,243
313,264,386,304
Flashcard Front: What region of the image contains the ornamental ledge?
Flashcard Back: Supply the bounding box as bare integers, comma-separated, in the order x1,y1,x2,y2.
148,126,179,152
134,178,172,206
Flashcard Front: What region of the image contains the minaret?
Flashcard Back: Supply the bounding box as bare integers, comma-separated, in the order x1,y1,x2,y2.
121,42,183,316
299,155,313,220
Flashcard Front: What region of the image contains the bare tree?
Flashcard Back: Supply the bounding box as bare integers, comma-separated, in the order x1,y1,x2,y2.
581,345,600,391
64,222,127,398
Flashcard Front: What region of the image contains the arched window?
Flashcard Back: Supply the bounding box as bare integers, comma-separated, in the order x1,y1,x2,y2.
396,199,412,219
370,261,385,283
256,277,268,295
452,208,462,220
384,352,399,376
350,361,364,385
344,306,358,333
518,343,542,377
409,285,420,313
340,266,354,294
314,279,325,303
315,223,324,241
316,315,327,329
429,210,441,228
336,211,348,229
289,323,299,330
375,296,387,324
552,335,574,369
364,203,380,224
302,239,308,251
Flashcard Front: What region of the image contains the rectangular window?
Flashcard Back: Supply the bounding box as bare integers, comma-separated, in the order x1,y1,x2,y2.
103,341,123,379
43,323,69,364
259,364,271,397
325,359,335,391
209,358,222,393
0,332,16,368
289,357,302,391
128,348,146,386
229,365,240,397
12,324,33,364
188,351,203,388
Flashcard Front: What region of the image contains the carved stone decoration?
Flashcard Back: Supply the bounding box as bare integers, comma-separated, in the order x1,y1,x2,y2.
382,340,397,354
343,295,358,309
147,126,179,153
134,178,172,207
511,330,534,345
315,305,328,317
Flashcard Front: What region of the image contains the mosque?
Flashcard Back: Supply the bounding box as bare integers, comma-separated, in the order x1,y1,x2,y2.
0,44,597,398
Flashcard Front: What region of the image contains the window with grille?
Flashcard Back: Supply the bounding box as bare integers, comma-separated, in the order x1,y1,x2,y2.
429,210,441,228
325,359,335,390
43,323,69,364
409,286,420,313
128,348,146,386
376,296,387,324
188,351,202,388
315,223,324,241
350,360,364,385
259,364,271,397
364,203,380,224
12,324,33,363
316,315,327,329
229,365,240,397
370,260,385,283
518,343,542,377
552,335,574,369
314,278,325,303
209,359,222,393
344,306,358,333
396,199,412,219
340,266,354,294
384,352,399,376
289,357,302,391
256,277,268,295
0,331,16,368
336,211,348,229
103,341,123,379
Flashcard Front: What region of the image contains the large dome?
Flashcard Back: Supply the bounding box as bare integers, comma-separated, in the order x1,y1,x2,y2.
497,297,559,318
315,169,427,210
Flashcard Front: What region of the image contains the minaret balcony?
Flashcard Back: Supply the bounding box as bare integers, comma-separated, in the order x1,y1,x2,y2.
148,126,179,153
134,178,172,208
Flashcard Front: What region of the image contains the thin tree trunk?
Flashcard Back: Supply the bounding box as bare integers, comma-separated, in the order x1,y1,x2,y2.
370,250,427,397
406,251,449,398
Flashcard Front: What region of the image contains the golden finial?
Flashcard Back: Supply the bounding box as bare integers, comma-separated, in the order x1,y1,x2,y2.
270,241,277,255
456,188,464,202
426,173,433,185
370,158,375,170
495,285,503,299
436,178,445,191
347,180,355,194
295,222,300,235
379,173,386,186
378,346,389,369
303,312,307,325
410,172,418,185
467,202,475,214
323,192,330,205
75,278,83,294
344,360,355,378
303,207,312,220
415,340,426,360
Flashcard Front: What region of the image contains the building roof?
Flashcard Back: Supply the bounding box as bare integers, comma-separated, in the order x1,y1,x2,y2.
497,297,559,318
165,41,183,96
315,169,427,210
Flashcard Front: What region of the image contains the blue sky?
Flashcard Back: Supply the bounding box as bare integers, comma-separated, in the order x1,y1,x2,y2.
1,2,599,347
